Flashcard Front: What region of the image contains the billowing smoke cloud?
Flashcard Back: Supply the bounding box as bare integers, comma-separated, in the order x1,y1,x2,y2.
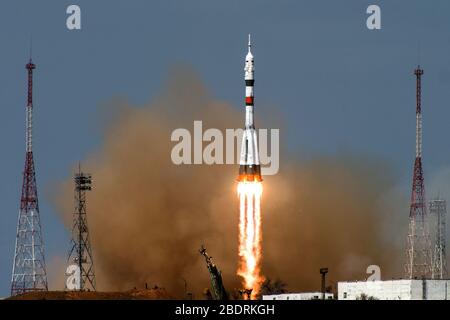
52,65,404,297
264,156,406,291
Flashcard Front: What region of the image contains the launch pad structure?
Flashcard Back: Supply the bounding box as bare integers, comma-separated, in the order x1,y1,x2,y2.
199,245,228,300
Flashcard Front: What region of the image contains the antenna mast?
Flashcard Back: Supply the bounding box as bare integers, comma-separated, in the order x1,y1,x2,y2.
11,55,48,296
66,166,96,291
405,66,433,279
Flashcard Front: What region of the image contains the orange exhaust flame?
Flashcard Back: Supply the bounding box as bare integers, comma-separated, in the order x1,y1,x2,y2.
237,181,264,299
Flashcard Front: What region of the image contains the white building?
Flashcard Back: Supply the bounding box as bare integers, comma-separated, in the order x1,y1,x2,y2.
338,279,450,300
263,292,334,300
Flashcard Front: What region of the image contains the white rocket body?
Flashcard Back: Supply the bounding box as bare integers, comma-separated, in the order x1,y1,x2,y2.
238,35,262,182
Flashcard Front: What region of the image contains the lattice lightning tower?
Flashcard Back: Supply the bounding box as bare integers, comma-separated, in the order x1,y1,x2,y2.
11,56,48,296
429,199,447,279
66,166,96,291
404,66,433,279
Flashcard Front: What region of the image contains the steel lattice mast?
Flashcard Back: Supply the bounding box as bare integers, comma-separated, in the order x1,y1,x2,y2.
66,166,96,291
429,199,447,279
11,57,48,296
405,66,433,279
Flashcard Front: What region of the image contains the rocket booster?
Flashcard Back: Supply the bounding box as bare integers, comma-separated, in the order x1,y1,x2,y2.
238,35,262,182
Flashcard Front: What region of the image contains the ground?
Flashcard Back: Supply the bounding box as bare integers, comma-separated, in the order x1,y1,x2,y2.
6,288,174,300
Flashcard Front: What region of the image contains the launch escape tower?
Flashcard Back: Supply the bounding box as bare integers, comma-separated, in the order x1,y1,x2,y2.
11,57,48,296
429,199,447,279
67,166,96,291
199,245,228,300
405,66,433,279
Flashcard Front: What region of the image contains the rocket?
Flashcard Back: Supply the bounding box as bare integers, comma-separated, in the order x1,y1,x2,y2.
238,34,262,182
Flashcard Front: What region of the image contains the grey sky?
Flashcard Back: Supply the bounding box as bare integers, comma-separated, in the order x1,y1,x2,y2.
1,0,450,296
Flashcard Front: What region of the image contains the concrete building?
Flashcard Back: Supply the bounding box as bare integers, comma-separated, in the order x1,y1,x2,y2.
338,279,450,300
263,292,334,300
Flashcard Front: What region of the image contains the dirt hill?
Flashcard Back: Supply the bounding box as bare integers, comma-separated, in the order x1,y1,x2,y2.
7,288,174,300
